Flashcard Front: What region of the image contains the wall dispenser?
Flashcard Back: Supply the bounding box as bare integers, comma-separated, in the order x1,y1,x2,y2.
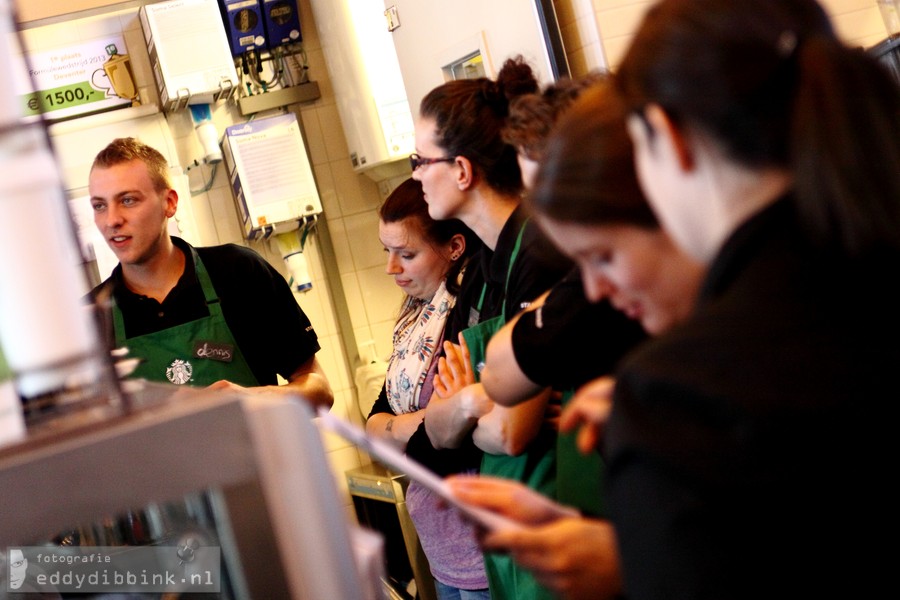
275,223,315,293
189,103,223,164
308,0,414,178
221,112,322,240
221,0,267,56
262,0,302,48
140,0,239,111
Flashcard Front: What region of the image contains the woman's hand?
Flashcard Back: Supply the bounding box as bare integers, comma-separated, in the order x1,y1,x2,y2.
458,382,494,420
422,382,492,449
489,517,622,600
472,390,550,456
445,475,622,600
434,338,475,399
559,376,616,453
446,474,577,525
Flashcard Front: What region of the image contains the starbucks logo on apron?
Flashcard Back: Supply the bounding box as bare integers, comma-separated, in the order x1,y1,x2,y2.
166,359,193,385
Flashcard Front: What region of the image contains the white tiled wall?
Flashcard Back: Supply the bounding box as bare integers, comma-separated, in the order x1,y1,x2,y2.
554,0,611,74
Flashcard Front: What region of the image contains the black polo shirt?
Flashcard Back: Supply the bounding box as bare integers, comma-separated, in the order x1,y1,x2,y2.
92,237,320,386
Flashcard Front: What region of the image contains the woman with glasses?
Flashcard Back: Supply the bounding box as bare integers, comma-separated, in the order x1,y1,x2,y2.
407,56,572,600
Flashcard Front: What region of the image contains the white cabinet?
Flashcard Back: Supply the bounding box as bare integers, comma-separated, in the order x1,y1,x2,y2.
308,0,414,175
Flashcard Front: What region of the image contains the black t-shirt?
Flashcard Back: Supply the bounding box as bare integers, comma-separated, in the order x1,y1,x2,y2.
512,268,647,391
92,237,320,386
444,205,573,342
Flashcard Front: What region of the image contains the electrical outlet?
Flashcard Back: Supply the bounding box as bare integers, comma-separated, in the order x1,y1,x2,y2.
385,6,400,32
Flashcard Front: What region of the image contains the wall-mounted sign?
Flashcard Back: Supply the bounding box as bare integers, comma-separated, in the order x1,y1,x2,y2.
16,36,134,122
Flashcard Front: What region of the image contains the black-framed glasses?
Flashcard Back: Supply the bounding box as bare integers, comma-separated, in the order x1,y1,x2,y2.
409,153,455,171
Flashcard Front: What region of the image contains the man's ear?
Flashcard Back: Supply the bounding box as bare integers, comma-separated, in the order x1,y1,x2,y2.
455,155,474,190
165,188,178,218
644,103,695,172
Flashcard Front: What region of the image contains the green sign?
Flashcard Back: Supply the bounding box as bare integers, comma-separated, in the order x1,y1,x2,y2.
21,81,108,118
15,35,132,121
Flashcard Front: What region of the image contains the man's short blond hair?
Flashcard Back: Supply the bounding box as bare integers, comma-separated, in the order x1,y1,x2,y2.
91,137,172,192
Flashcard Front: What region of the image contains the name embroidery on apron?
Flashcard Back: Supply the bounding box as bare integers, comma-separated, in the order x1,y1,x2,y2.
193,341,235,362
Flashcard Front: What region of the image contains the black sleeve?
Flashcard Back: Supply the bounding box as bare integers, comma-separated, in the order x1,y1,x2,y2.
367,384,394,420
202,244,321,385
513,273,647,390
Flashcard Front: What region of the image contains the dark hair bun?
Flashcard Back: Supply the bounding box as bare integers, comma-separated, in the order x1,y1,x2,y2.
492,56,539,110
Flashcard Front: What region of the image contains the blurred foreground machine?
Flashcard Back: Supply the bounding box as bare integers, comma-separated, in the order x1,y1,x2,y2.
0,385,384,599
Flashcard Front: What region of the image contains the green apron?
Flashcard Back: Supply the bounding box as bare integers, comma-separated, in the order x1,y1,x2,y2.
481,390,604,599
461,223,558,599
112,248,259,388
556,388,606,517
460,222,528,376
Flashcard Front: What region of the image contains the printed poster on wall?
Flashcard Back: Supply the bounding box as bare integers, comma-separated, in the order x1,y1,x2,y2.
14,36,135,122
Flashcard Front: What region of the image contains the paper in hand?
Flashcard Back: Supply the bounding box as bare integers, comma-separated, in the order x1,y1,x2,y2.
316,407,522,533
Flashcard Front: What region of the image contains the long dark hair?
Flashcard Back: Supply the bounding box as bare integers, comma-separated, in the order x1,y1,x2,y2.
529,77,657,228
616,0,900,255
379,178,479,296
419,56,539,197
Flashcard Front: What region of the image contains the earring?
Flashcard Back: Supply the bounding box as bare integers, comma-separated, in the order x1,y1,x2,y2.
450,253,460,261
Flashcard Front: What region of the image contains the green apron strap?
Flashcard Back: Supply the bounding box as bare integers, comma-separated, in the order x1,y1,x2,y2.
461,219,530,376
501,220,528,321
468,219,527,327
112,294,126,343
475,283,487,313
112,248,222,344
479,218,555,600
191,247,225,319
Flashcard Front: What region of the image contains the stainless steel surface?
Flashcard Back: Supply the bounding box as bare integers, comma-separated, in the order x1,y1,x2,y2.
0,384,257,545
